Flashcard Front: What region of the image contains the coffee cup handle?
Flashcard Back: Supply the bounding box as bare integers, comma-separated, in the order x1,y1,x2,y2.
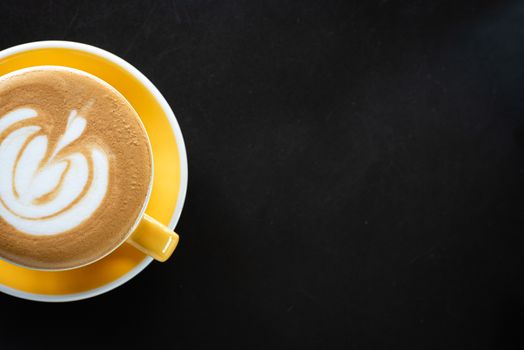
126,214,180,262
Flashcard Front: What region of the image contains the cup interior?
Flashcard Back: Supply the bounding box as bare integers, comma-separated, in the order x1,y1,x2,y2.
0,64,156,271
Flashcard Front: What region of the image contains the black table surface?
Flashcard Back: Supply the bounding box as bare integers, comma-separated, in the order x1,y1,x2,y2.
1,1,523,349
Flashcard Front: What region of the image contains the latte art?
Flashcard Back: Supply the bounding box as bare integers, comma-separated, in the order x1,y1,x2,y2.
0,66,152,269
0,108,109,235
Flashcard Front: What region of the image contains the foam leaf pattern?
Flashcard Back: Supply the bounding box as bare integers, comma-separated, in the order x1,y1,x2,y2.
0,108,109,236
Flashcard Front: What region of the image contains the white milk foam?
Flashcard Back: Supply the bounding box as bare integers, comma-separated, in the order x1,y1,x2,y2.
0,108,109,236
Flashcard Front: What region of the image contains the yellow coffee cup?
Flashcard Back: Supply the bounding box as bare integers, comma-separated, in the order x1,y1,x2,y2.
0,41,188,301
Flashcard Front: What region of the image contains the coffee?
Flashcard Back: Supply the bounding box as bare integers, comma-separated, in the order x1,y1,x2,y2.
0,66,152,270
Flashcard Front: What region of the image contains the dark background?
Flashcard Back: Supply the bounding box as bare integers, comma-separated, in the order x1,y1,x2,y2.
1,0,523,349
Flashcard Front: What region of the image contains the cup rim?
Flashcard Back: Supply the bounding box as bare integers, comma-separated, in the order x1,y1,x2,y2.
0,40,188,301
0,65,156,271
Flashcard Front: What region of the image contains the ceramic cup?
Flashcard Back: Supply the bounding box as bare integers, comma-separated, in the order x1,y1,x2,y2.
0,41,188,301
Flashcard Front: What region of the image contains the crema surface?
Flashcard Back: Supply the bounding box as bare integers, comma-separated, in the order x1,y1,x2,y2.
0,67,152,270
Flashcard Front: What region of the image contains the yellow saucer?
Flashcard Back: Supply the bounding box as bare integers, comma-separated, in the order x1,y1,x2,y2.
0,41,188,301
